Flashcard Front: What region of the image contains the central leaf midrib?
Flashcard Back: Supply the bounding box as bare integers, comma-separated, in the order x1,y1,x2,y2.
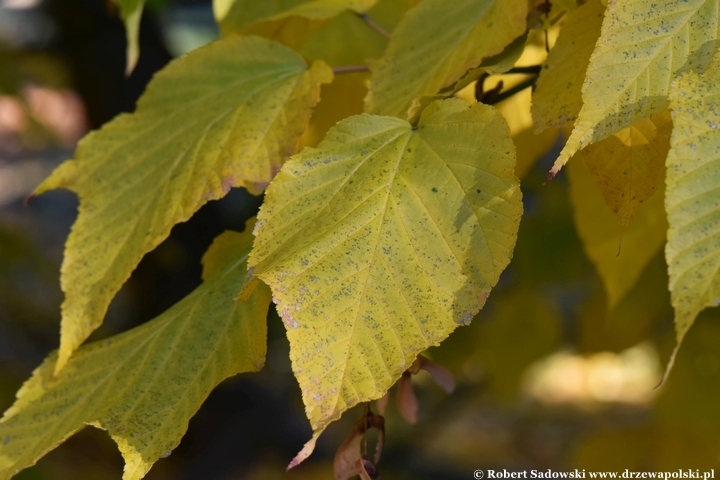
325,131,414,427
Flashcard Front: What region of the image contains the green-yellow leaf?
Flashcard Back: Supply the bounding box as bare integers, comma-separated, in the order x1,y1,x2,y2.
666,55,720,343
288,1,422,145
531,0,605,132
214,0,378,36
447,33,529,96
365,0,527,118
217,0,416,68
113,0,145,74
34,35,331,373
550,0,720,177
579,110,672,228
248,98,522,458
0,226,271,480
568,150,667,310
410,31,531,121
552,0,580,13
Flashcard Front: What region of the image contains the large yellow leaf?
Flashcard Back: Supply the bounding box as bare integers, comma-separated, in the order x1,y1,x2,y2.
216,0,416,67
247,98,522,460
666,56,720,343
579,110,672,228
531,0,605,132
34,35,331,373
550,0,720,178
0,225,271,480
214,0,378,36
365,0,527,118
568,152,667,310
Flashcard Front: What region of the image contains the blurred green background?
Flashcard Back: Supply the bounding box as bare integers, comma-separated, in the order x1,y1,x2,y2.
1,1,719,478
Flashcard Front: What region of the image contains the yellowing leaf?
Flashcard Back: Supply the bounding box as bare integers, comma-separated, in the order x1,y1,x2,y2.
552,0,580,13
0,226,271,480
532,0,605,132
34,35,331,373
580,110,672,228
666,57,720,343
214,0,378,36
447,33,529,96
248,98,522,456
568,153,667,310
298,0,421,66
550,0,720,177
113,0,144,74
223,0,416,67
201,220,258,280
365,0,527,117
265,0,378,20
297,11,386,65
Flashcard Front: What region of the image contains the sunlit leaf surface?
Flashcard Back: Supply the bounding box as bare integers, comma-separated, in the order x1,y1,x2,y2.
666,56,720,343
365,0,527,117
35,36,330,372
248,98,522,457
550,0,720,177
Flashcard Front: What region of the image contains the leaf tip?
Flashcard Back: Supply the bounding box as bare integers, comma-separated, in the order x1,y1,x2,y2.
287,430,323,471
52,351,70,378
543,169,557,185
655,341,683,390
33,160,78,196
310,59,335,87
238,274,259,301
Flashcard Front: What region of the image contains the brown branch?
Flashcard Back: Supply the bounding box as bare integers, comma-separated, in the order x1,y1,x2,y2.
332,65,371,74
357,12,391,39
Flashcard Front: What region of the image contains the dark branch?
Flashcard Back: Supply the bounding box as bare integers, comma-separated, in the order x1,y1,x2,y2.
332,65,371,74
357,12,391,39
486,76,537,105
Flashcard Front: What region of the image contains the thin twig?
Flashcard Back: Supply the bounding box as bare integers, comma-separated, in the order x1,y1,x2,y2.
506,65,542,75
332,65,371,74
357,12,391,39
486,76,537,105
